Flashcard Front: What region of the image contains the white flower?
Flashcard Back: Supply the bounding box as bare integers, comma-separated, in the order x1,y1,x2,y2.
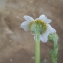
20,14,56,43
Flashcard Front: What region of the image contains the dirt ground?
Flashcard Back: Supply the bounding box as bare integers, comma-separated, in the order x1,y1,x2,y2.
0,0,63,63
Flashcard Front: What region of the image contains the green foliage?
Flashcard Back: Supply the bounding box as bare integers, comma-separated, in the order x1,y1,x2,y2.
49,43,58,63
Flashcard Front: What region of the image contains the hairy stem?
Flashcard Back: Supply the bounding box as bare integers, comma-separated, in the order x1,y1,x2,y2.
35,32,40,63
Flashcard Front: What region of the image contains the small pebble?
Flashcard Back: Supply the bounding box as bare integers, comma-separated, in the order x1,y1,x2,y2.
48,0,50,5
16,16,19,18
9,40,12,42
31,56,35,60
10,59,13,62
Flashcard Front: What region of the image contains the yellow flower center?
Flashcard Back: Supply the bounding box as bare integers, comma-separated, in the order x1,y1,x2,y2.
28,20,47,34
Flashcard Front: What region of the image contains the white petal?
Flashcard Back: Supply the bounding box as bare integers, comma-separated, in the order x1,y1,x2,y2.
42,24,56,37
35,18,39,20
47,24,56,33
24,15,34,21
40,34,48,43
40,24,56,42
39,14,52,23
20,21,30,31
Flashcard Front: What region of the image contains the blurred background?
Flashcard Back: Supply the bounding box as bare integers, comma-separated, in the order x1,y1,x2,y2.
0,0,63,63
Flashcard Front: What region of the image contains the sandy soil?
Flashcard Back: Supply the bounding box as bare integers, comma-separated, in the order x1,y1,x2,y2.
0,0,63,63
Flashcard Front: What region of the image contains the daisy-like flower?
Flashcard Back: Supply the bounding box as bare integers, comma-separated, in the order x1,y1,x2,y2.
20,14,56,43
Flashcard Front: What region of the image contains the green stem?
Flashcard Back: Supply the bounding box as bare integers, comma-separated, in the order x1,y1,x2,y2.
35,32,40,63
49,34,58,63
54,39,58,54
53,39,58,63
